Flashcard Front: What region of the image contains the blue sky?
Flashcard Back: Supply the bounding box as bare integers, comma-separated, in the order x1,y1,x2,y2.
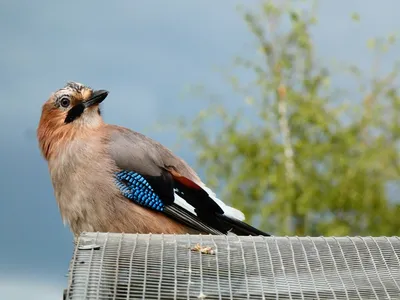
1,1,399,299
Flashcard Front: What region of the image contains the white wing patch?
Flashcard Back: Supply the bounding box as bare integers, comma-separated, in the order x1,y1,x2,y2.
201,185,246,221
173,191,197,215
173,186,246,221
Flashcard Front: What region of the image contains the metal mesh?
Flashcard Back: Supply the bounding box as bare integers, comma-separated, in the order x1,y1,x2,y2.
65,232,400,300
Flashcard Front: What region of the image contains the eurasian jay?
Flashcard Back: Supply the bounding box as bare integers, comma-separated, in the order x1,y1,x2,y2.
37,82,270,237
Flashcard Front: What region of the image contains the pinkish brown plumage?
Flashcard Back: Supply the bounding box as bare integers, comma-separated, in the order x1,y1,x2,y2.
37,81,269,238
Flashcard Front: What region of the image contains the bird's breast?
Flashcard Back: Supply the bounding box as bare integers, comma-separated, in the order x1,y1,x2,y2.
48,137,119,233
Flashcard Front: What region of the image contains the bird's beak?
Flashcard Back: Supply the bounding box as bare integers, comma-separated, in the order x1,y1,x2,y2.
84,90,109,108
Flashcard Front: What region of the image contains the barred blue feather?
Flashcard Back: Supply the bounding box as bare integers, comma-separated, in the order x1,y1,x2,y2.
114,170,164,211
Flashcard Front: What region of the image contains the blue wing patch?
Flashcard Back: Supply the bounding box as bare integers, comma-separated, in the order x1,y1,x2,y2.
114,170,165,212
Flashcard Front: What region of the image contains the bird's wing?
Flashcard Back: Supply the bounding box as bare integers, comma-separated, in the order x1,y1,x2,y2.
106,125,270,236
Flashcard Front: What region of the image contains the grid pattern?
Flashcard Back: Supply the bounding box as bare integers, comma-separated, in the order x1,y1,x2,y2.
65,232,400,300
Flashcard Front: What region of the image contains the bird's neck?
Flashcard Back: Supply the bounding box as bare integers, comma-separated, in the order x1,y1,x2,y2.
37,117,105,161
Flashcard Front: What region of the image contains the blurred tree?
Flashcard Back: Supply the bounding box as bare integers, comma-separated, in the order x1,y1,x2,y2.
176,0,400,236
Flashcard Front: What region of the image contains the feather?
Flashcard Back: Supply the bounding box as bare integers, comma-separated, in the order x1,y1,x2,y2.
113,169,224,235
164,202,223,235
107,125,270,236
200,185,245,221
165,168,270,236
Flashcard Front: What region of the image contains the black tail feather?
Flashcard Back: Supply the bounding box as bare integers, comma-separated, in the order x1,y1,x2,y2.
217,214,272,236
170,171,271,236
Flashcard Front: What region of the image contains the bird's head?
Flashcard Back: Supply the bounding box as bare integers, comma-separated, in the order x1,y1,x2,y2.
40,81,109,126
37,81,109,160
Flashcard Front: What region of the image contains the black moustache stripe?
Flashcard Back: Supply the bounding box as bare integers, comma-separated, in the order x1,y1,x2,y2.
64,104,85,124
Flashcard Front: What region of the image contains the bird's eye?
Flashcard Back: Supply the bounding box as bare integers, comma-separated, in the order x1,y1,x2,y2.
60,97,70,108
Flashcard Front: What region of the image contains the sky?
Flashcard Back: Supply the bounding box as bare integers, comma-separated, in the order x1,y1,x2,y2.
1,1,400,299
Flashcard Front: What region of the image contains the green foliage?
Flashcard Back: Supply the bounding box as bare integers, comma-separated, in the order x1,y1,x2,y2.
176,0,400,236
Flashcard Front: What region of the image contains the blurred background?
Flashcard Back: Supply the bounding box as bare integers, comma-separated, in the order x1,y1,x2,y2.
1,0,400,298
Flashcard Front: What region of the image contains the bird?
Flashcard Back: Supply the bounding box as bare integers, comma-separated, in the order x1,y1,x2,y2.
37,81,270,238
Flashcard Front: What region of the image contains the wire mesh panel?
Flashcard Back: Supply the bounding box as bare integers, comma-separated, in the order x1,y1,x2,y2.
65,232,400,300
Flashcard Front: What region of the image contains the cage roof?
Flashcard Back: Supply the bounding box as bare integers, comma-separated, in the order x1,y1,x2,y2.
64,232,400,299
